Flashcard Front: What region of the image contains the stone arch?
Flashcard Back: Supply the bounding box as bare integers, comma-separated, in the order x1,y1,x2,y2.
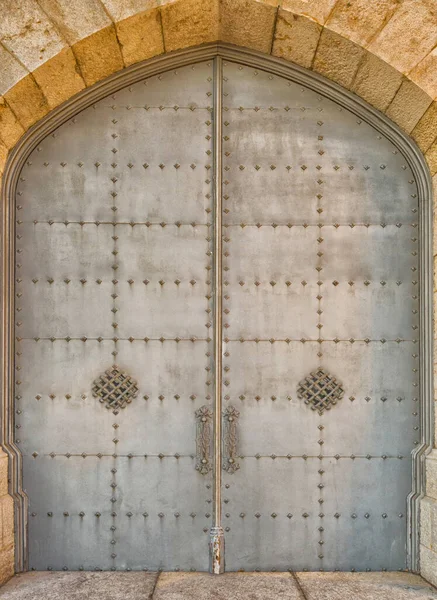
0,0,437,178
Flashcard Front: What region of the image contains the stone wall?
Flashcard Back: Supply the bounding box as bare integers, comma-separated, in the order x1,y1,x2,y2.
0,0,436,586
0,451,14,584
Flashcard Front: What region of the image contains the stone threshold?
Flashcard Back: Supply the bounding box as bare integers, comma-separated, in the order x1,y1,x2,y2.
0,571,436,600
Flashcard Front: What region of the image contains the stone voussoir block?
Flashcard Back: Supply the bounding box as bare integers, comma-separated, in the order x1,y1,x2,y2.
116,8,165,67
0,98,25,149
272,10,322,69
32,47,86,109
4,75,50,130
161,0,220,53
312,28,365,89
386,78,433,134
219,0,278,54
72,25,125,87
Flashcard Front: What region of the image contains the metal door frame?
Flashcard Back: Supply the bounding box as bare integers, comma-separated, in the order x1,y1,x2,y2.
1,43,433,574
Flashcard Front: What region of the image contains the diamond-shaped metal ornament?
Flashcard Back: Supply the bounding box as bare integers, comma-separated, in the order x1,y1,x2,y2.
297,368,344,414
92,365,139,411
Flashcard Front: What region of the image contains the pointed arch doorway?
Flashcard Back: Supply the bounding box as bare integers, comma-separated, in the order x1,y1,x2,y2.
1,45,432,574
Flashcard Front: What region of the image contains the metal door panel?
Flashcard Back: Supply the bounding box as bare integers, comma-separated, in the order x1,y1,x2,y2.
322,457,411,512
17,340,115,455
321,459,410,570
225,227,319,281
224,284,319,339
106,61,213,108
115,340,209,400
223,518,317,572
230,399,320,457
114,111,210,166
28,512,114,571
113,167,211,224
19,280,113,339
17,339,113,401
116,225,208,282
223,341,320,456
113,396,204,456
223,110,322,161
321,341,418,401
17,394,116,456
20,223,113,280
322,285,415,340
321,517,406,571
222,62,323,109
222,172,319,223
321,400,417,457
114,340,211,455
28,511,114,571
115,457,211,571
18,108,115,223
321,225,416,282
24,456,114,570
320,169,418,225
108,102,212,223
116,283,209,339
23,455,111,514
222,459,320,570
223,340,319,399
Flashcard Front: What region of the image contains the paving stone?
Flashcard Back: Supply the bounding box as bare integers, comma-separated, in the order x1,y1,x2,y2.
0,572,159,600
153,572,302,600
295,572,437,600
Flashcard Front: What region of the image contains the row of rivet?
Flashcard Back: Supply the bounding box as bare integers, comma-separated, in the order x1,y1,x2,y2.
27,453,407,459
26,393,417,403
15,186,24,447
23,278,418,286
21,220,418,227
34,567,409,572
30,511,404,519
26,220,210,226
18,337,419,344
110,120,120,568
28,159,418,170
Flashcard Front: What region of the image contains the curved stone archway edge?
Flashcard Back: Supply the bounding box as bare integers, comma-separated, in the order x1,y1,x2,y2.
0,0,437,587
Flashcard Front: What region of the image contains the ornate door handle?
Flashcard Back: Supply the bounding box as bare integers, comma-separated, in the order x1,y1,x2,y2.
223,406,240,474
195,405,213,474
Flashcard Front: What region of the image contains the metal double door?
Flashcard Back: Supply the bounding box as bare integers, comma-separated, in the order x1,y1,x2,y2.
15,57,419,572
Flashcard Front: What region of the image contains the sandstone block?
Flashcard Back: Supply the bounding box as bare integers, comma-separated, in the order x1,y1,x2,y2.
386,79,432,133
73,26,124,87
272,10,322,69
219,0,278,53
0,98,25,149
352,52,403,112
117,9,164,67
313,28,364,89
369,0,437,75
326,0,399,47
4,75,49,130
161,0,219,52
33,48,85,109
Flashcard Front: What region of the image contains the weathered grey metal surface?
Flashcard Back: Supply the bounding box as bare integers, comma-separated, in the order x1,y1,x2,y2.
221,60,419,571
15,62,214,571
12,53,425,572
